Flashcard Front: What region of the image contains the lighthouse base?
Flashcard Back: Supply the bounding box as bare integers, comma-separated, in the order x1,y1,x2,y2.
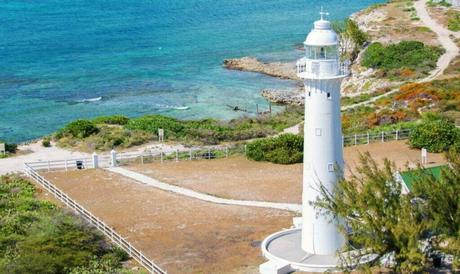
260,228,375,274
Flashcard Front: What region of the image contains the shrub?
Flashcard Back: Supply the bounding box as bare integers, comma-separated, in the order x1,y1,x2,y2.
42,137,51,147
0,141,17,154
362,41,443,78
56,119,99,139
125,115,185,137
246,134,303,164
92,115,130,125
409,114,460,152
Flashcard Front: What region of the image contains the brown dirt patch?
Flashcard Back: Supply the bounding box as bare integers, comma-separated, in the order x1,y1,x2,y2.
41,169,293,274
125,141,445,204
356,2,439,46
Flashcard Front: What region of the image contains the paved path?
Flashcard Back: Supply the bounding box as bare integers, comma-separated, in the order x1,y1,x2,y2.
107,166,302,213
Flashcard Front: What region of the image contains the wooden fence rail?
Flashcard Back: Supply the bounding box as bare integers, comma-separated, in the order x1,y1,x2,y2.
23,163,166,274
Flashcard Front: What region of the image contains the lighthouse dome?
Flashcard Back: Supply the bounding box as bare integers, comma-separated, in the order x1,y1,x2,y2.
304,19,338,47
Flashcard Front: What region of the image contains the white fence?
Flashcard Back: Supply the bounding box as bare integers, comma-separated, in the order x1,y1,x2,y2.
23,163,167,274
342,129,411,147
27,146,242,172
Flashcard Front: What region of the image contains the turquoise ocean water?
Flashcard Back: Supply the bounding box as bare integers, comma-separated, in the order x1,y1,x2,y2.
0,0,381,143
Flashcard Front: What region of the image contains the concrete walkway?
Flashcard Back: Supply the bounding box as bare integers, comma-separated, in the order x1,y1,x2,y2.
107,167,302,213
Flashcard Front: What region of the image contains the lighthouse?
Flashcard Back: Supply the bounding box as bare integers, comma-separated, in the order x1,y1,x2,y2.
260,11,349,273
299,10,346,255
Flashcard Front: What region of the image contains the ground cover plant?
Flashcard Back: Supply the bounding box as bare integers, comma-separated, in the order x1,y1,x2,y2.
54,106,304,151
409,114,460,152
361,41,443,79
0,175,133,273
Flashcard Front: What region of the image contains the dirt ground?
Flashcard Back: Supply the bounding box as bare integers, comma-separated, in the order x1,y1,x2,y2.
127,141,445,204
41,169,294,274
354,2,439,46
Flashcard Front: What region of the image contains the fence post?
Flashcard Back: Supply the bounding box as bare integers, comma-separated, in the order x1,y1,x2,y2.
189,149,192,160
47,160,50,172
244,145,247,155
354,134,357,145
160,151,163,163
65,160,68,171
141,153,144,165
381,132,384,143
367,132,370,145
175,149,179,162
225,147,229,158
396,130,399,141
110,150,117,167
92,152,99,169
208,148,211,159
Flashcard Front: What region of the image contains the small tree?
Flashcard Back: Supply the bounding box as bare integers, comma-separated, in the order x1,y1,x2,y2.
316,153,428,272
317,152,460,272
332,18,368,61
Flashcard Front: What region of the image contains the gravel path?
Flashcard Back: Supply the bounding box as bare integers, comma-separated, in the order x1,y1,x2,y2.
107,166,302,213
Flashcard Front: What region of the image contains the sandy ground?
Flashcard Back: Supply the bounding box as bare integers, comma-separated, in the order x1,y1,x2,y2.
0,141,90,175
126,141,445,205
41,169,294,274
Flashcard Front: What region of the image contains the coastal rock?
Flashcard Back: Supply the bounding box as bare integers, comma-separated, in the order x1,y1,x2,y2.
223,57,299,81
261,88,304,106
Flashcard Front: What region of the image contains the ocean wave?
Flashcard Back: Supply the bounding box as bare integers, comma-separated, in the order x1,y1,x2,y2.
76,97,103,103
156,104,189,110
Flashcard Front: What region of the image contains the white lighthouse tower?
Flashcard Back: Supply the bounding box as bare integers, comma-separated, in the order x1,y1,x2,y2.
260,11,349,274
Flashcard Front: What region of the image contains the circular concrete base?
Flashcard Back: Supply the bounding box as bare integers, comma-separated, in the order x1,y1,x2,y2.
261,228,375,273
261,228,340,272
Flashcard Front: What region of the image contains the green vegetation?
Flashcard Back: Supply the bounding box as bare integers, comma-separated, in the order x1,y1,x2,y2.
246,134,303,164
54,107,304,151
316,152,460,272
332,18,368,61
409,114,460,152
0,141,18,158
56,120,100,139
427,0,452,7
447,9,460,31
0,175,133,273
42,137,51,147
362,41,443,79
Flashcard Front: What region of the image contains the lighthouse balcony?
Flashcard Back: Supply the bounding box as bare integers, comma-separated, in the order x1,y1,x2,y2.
296,57,349,79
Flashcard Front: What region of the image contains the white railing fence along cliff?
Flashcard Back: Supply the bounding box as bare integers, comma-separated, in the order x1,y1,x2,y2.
342,129,411,147
23,163,166,274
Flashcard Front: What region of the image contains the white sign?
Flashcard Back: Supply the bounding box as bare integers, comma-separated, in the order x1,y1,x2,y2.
158,128,164,142
421,148,428,165
0,143,5,154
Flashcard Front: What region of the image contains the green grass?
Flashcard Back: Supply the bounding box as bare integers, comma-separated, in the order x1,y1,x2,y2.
0,175,135,273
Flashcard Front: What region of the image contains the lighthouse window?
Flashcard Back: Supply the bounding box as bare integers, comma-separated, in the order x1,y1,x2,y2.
327,92,331,99
308,91,311,97
315,128,322,136
328,163,334,172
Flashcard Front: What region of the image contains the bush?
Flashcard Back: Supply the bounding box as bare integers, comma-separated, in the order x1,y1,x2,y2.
92,115,130,125
362,41,443,78
42,137,51,147
0,141,17,154
0,175,129,273
246,134,303,164
56,119,99,139
409,114,460,152
125,115,185,137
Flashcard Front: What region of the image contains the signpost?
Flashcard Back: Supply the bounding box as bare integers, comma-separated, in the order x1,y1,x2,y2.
158,128,164,142
0,143,5,155
421,148,428,166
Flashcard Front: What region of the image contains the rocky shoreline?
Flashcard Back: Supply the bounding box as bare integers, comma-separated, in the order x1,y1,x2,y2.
223,57,299,81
